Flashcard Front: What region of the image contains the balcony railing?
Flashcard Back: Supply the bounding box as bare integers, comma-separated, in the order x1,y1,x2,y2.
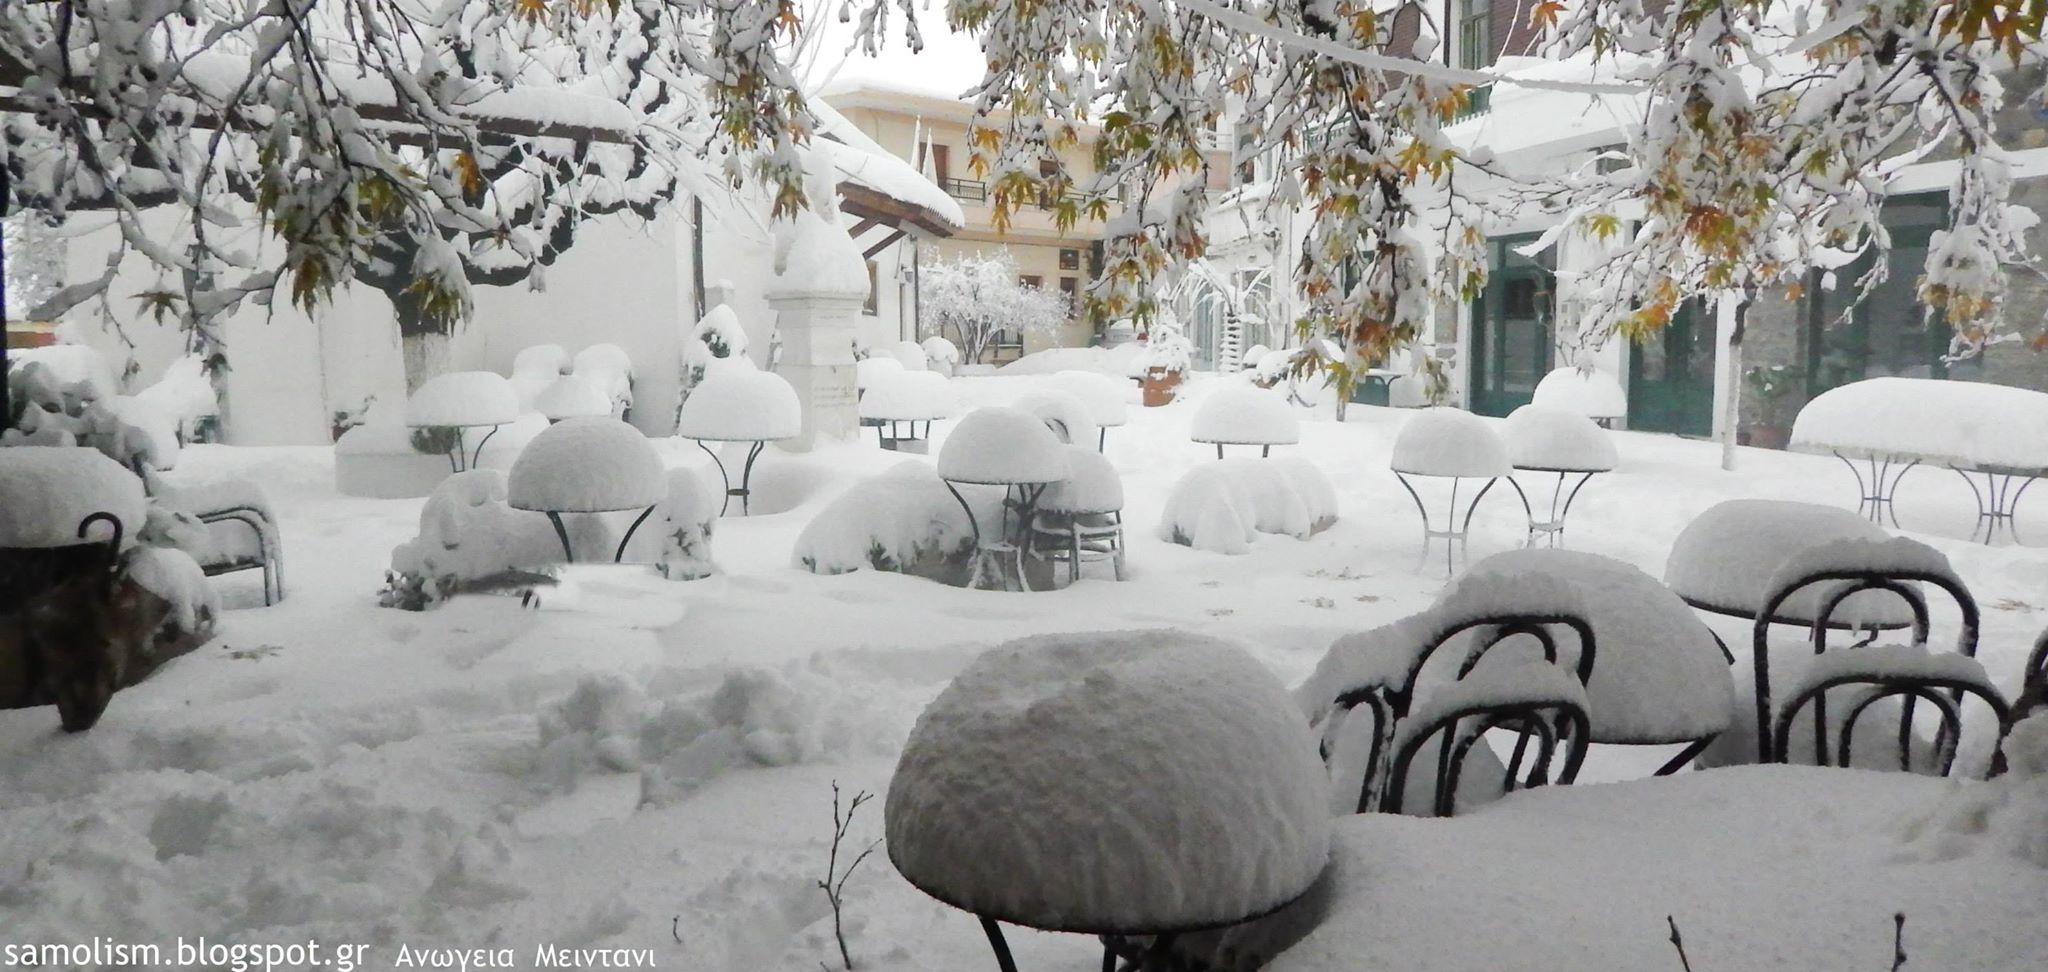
940,176,987,203
1452,83,1493,123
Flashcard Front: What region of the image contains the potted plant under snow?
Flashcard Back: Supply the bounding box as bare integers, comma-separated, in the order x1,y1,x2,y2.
1139,317,1194,407
1743,364,1798,449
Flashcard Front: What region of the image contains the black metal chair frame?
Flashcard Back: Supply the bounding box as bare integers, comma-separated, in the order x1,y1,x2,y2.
1382,698,1591,817
1322,612,1596,815
870,418,933,450
195,505,283,605
943,480,1052,592
1199,440,1282,459
1774,673,2009,776
1950,462,2039,545
1834,451,1918,527
541,507,659,565
695,438,770,516
1750,566,1980,766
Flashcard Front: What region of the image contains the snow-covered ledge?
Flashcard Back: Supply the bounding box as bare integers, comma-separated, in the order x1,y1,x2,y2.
768,210,868,451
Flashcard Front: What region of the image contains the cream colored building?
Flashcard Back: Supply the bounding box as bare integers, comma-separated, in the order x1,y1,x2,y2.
825,81,1232,358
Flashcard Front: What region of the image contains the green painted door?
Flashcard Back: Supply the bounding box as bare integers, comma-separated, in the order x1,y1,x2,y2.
1469,235,1554,417
1627,300,1717,436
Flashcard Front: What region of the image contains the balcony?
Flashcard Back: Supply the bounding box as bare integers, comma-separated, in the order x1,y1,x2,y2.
1452,83,1493,123
940,176,987,203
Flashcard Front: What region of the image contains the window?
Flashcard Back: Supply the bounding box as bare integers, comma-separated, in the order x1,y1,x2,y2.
1059,248,1080,271
1235,124,1258,186
1020,274,1043,289
864,260,879,316
929,144,950,184
1059,276,1079,315
1457,0,1493,71
1806,195,1952,389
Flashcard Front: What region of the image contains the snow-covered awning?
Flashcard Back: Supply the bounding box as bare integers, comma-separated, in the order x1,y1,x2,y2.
810,100,964,245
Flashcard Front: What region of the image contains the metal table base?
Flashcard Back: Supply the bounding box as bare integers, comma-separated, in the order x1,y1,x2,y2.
1953,464,2038,545
1395,472,1504,574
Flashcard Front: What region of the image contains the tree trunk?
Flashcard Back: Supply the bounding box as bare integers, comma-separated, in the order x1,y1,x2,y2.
402,331,451,394
1720,293,1748,472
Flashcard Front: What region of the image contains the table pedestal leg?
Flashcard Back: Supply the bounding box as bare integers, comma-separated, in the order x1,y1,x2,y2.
1955,466,2037,545
546,512,575,563
1397,474,1502,573
977,917,1019,972
1840,452,1916,527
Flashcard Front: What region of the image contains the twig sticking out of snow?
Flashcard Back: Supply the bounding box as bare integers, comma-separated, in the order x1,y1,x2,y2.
1667,916,1693,972
1892,913,1907,972
820,781,880,971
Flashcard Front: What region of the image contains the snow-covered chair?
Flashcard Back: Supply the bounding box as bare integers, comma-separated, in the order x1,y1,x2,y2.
1390,407,1511,571
1730,537,2009,776
1501,405,1618,547
150,478,285,606
1045,370,1129,451
1027,446,1126,585
571,343,635,420
1190,385,1300,458
1297,563,1596,817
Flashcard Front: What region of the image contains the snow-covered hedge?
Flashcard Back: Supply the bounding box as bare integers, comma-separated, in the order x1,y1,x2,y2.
657,467,720,581
1158,457,1338,554
383,470,562,609
792,462,987,581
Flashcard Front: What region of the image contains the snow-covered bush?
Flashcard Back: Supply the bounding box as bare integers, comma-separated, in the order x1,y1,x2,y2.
1139,315,1196,374
572,344,635,419
1158,458,1338,554
132,355,221,445
383,471,562,610
920,336,961,376
792,462,984,581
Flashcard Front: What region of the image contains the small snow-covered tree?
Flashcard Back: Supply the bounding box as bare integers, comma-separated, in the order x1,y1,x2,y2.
920,252,1069,364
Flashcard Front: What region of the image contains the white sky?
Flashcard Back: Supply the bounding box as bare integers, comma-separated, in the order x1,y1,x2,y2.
800,4,988,102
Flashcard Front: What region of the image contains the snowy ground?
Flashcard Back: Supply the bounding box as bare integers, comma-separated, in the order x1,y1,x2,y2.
3,373,2046,971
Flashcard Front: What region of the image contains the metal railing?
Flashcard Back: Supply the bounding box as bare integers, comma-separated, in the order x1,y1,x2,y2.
939,176,987,203
1452,83,1493,123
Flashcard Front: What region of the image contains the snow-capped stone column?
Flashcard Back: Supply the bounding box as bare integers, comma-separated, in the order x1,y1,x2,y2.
767,215,868,451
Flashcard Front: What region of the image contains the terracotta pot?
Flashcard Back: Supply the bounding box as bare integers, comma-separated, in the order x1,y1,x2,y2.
1141,367,1182,407
1747,423,1789,450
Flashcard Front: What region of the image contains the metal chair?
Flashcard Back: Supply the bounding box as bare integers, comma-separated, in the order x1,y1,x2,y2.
1026,446,1126,586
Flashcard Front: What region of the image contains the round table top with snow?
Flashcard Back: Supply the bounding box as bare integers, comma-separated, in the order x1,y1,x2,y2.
885,630,1331,934
1390,407,1510,478
1531,366,1628,420
533,374,615,421
1503,405,1618,472
675,368,802,442
1789,376,2048,471
1047,370,1131,428
858,371,954,422
1464,549,1734,744
1190,386,1301,447
854,355,906,391
506,417,667,513
936,407,1069,486
404,371,521,428
1663,499,1914,628
0,446,146,549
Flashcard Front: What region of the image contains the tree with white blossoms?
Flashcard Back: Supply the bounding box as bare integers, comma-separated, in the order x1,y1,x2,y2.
918,251,1069,364
0,0,823,424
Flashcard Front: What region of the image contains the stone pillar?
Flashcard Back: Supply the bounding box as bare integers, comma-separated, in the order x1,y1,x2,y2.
766,213,870,452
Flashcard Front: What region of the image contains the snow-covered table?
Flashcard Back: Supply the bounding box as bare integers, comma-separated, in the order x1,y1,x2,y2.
1389,408,1513,572
858,371,953,452
1790,377,2048,542
1190,386,1301,458
674,369,801,515
1173,765,2045,971
1045,370,1130,451
885,631,1330,972
1532,365,1628,427
1664,499,1915,631
404,371,521,473
936,407,1068,592
1501,405,1618,547
506,418,667,563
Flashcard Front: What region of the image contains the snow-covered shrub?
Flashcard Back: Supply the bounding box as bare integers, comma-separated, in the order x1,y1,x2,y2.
132,355,220,445
1139,316,1196,374
657,467,720,581
921,336,961,376
383,470,561,610
572,344,635,418
792,462,983,582
1158,458,1338,554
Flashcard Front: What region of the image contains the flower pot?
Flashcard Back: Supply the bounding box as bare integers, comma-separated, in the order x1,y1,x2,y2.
1141,367,1183,407
1747,423,1789,450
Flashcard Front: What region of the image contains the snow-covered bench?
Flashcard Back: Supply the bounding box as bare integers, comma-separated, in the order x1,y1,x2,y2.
151,478,285,606
1789,376,2048,542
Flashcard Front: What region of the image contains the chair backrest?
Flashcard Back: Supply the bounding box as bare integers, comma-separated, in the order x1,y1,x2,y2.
1749,537,1977,765
1383,690,1591,817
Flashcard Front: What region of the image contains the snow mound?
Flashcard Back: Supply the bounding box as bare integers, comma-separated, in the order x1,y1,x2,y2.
507,418,666,513
936,407,1068,484
1531,366,1627,420
131,354,219,442
572,344,634,410
1047,370,1131,428
858,371,953,421
1012,389,1099,447
889,340,929,371
885,630,1330,932
855,355,905,391
390,470,561,593
1664,500,1913,626
1898,712,2048,868
1040,445,1124,514
769,212,869,300
404,371,520,428
124,545,219,632
12,343,120,403
1502,405,1617,471
921,336,962,375
1790,376,2048,470
1386,373,1431,408
1390,407,1510,477
1240,344,1272,370
793,462,980,576
0,445,146,548
676,368,801,442
533,375,615,421
657,466,721,581
999,344,1149,379
510,344,568,408
1158,458,1337,553
98,395,183,471
1191,387,1301,447
691,304,750,358
1465,549,1734,744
